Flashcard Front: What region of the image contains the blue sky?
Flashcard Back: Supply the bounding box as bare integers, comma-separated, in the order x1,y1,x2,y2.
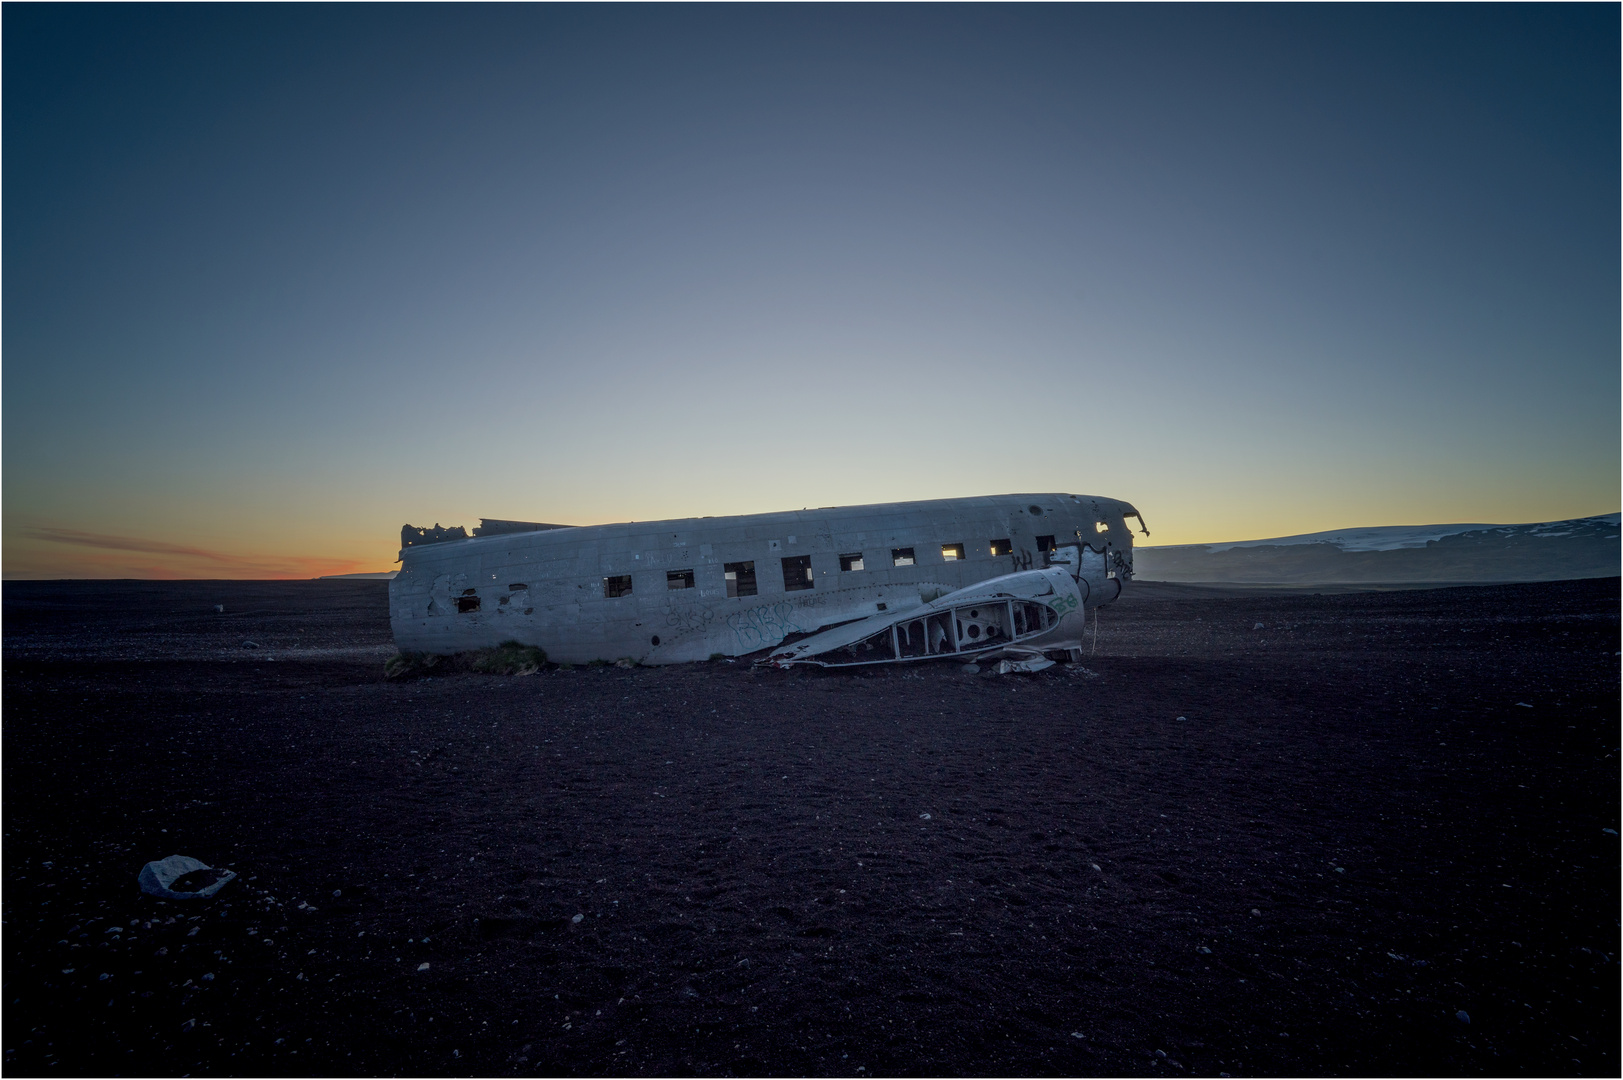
5,5,1617,576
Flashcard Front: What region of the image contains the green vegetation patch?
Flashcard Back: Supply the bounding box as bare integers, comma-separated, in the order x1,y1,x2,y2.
471,641,548,676
385,641,547,680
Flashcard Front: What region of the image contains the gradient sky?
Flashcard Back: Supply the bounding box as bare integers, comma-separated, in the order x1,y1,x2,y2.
5,5,1618,577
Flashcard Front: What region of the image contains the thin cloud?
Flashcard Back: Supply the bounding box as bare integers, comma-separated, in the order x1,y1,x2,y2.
19,527,374,579
25,528,257,562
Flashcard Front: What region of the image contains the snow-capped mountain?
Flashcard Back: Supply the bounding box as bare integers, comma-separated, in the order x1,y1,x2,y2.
1135,513,1619,585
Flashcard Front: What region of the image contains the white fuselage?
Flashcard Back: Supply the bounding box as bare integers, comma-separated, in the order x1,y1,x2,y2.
389,492,1142,664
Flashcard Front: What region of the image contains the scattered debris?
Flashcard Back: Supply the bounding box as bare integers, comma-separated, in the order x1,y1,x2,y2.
1456,1010,1471,1025
993,656,1055,674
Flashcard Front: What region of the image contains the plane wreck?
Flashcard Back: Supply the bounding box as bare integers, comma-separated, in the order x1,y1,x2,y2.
389,493,1147,666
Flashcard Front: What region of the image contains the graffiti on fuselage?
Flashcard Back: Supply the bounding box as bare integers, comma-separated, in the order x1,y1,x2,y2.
727,601,811,651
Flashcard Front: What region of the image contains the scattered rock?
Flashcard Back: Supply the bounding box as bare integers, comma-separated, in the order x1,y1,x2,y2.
418,962,431,971
138,856,236,901
571,913,584,924
1456,1010,1470,1025
1253,623,1265,630
919,813,931,820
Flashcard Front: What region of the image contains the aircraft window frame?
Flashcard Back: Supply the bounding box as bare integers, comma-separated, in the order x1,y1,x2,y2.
781,554,814,592
456,589,481,613
1036,535,1056,553
892,547,916,567
724,561,758,598
941,542,966,562
603,575,633,599
839,552,865,572
989,539,1012,556
667,569,695,591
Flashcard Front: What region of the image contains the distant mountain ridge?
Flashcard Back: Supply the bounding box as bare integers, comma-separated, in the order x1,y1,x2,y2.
1135,513,1620,585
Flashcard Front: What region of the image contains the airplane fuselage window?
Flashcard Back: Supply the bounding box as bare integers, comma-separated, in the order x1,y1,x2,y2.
892,547,915,567
603,575,633,599
782,555,814,592
667,569,695,590
941,543,965,562
839,553,864,572
724,561,757,598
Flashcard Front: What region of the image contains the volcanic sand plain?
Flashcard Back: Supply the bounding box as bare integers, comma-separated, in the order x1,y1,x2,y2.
4,577,1618,1076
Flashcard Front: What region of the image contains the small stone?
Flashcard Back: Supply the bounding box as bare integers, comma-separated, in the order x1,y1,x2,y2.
1250,908,1262,916
1252,622,1264,630
181,1018,196,1032
1070,1031,1085,1039
332,889,342,897
99,973,111,981
1456,1010,1470,1025
418,962,431,971
201,972,214,981
571,913,584,924
1090,864,1102,872
1334,866,1346,873
919,813,931,820
1196,946,1211,954
1176,716,1187,722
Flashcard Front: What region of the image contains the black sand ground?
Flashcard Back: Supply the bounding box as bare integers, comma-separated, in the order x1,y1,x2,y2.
4,578,1618,1077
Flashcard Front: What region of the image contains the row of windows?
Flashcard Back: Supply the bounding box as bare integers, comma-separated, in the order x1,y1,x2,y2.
599,536,1058,599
